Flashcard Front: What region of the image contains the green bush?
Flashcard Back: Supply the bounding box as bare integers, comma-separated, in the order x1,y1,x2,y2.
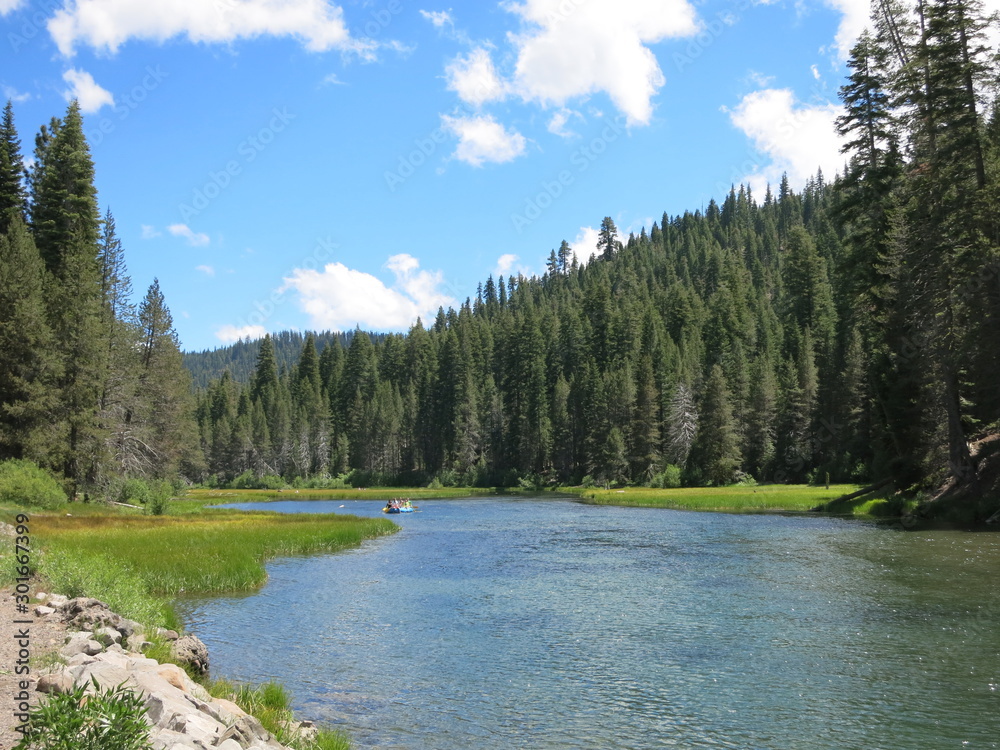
649,465,682,489
15,678,153,750
115,478,151,506
145,480,172,516
230,471,287,490
0,460,67,509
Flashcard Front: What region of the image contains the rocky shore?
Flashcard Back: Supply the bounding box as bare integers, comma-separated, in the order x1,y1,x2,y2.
5,593,315,750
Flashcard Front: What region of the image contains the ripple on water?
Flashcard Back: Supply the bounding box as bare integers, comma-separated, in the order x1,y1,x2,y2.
178,499,1000,750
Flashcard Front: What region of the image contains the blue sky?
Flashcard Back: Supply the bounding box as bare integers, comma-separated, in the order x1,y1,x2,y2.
0,0,949,351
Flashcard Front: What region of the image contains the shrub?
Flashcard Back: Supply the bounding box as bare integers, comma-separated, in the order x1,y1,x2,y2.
649,465,682,489
115,478,151,506
146,480,172,516
229,471,287,490
0,460,66,509
15,678,153,750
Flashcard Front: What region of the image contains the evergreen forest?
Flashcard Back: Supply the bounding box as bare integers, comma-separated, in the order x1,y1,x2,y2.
1,0,999,514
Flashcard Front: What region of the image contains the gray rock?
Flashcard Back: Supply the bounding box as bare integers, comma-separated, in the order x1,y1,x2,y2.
215,740,243,750
47,593,69,607
94,625,122,646
36,670,74,694
34,604,55,616
59,597,124,632
149,728,211,750
61,631,104,658
170,635,209,677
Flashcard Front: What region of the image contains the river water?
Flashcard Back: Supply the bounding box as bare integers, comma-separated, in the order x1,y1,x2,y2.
176,497,1000,749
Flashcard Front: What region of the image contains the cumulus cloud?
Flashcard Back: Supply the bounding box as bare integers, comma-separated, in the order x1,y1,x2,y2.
280,253,456,331
215,324,267,343
48,0,368,57
822,0,874,59
569,226,600,265
446,47,508,107
727,88,844,193
441,114,526,166
168,223,210,246
196,264,215,276
62,68,114,113
0,0,25,15
141,224,161,239
503,0,699,126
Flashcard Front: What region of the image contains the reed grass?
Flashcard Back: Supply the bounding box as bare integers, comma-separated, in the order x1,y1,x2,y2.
29,511,397,626
573,484,864,513
207,677,351,750
186,486,495,503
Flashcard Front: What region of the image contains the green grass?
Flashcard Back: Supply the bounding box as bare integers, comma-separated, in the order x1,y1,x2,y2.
570,483,865,513
27,510,397,627
207,677,351,750
186,486,497,503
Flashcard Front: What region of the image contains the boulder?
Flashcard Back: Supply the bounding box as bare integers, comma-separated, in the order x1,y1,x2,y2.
94,625,122,646
34,605,55,617
36,670,74,695
61,631,104,658
170,635,209,677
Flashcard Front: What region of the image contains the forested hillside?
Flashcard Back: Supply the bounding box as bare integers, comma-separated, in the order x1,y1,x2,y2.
1,0,998,516
184,331,374,388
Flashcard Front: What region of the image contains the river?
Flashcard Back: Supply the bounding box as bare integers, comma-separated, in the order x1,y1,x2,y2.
175,497,1000,749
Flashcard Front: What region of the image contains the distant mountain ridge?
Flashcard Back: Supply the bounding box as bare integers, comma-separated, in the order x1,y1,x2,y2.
183,330,386,387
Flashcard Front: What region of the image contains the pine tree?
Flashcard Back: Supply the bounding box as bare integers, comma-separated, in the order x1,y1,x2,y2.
29,102,107,489
0,101,27,233
688,365,742,486
0,216,60,461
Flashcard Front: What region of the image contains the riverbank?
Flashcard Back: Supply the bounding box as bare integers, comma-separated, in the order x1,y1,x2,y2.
0,507,395,749
0,590,338,750
567,483,871,514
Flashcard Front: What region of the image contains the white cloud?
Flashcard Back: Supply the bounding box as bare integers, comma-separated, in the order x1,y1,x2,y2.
0,0,25,15
168,223,210,246
48,0,369,57
727,88,844,192
196,264,215,276
215,324,267,343
503,0,699,126
321,73,346,86
2,85,30,103
569,226,600,265
419,9,453,28
442,114,526,167
822,0,873,59
446,47,508,107
61,68,114,113
141,224,161,239
280,254,456,331
494,253,519,277
547,108,579,138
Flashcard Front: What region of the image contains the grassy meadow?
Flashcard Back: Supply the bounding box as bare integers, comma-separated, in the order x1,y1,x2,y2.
3,504,397,627
570,483,867,513
184,486,495,504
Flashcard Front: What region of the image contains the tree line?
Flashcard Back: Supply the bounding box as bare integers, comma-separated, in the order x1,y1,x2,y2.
0,100,200,496
1,0,998,504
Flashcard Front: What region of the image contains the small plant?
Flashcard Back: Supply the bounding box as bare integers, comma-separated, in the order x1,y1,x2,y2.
15,678,153,750
0,459,67,509
145,480,172,516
